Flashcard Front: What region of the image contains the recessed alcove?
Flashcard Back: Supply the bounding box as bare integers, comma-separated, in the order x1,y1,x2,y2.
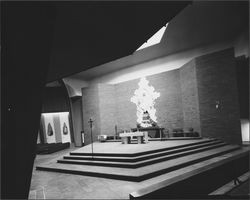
81,48,242,145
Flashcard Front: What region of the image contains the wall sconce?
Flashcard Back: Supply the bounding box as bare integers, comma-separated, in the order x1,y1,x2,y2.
215,100,220,109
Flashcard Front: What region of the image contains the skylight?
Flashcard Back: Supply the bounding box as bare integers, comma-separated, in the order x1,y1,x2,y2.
136,23,168,51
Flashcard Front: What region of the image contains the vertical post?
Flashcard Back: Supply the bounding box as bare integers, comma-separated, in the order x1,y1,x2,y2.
115,125,117,139
88,118,94,159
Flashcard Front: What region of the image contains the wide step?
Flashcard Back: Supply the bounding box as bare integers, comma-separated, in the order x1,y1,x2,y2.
69,138,218,157
57,142,227,168
62,140,223,163
37,144,240,181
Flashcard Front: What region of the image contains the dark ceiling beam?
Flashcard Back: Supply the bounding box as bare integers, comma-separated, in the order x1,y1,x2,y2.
47,1,191,82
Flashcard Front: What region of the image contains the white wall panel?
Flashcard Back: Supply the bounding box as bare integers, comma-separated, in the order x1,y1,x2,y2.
41,114,56,144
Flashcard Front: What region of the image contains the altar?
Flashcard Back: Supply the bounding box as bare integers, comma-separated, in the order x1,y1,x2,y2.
131,127,164,138
119,131,148,144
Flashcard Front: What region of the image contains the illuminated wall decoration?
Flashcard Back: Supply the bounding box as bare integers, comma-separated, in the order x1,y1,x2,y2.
58,112,71,143
47,123,54,136
131,77,160,127
41,114,56,143
41,112,71,144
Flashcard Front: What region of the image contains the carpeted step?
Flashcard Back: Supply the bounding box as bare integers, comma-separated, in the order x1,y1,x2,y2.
57,142,227,168
69,138,218,157
37,145,240,182
130,148,249,198
62,140,223,163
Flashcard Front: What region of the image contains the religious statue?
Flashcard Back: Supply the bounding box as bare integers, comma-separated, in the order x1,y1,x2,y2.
63,122,68,135
140,111,158,128
47,123,53,136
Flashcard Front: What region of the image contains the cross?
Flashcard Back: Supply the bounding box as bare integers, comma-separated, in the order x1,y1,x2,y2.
88,118,93,127
88,118,94,159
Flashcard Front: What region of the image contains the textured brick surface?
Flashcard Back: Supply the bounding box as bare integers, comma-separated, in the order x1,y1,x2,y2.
82,48,242,145
147,70,184,131
82,85,101,145
114,70,184,132
82,70,185,139
114,79,138,132
180,59,201,133
195,48,242,144
98,84,117,135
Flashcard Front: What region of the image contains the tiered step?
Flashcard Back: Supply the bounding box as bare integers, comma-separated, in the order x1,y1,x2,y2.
36,139,241,182
69,138,212,157
130,147,250,198
57,140,226,168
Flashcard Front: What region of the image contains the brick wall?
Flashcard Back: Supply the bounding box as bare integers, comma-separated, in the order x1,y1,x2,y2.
98,84,117,135
147,70,184,131
114,70,184,132
195,48,242,144
82,85,101,145
114,79,138,132
180,59,201,133
82,69,184,139
81,48,242,145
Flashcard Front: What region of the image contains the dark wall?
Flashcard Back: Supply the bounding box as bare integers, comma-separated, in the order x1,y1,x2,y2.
2,2,56,198
41,87,69,113
71,97,84,147
235,56,249,119
195,48,242,144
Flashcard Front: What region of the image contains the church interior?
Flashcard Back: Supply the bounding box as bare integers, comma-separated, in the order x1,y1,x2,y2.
2,1,249,199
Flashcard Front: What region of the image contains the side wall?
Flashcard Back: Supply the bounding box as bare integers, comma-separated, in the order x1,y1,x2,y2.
180,59,201,133
82,85,101,145
98,84,117,135
81,48,242,145
195,48,242,144
147,70,183,131
71,97,84,147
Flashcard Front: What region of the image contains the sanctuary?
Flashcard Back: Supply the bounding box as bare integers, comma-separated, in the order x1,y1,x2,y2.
32,2,249,199
4,1,249,199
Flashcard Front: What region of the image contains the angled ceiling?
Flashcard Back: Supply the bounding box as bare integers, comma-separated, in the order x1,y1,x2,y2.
68,1,249,81
46,1,191,82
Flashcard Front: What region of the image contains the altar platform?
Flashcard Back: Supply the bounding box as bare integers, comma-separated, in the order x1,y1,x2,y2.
68,138,205,155
35,138,249,199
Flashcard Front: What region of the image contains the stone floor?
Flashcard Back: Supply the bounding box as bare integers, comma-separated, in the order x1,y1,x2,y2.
29,145,140,199
29,141,250,199
30,140,206,199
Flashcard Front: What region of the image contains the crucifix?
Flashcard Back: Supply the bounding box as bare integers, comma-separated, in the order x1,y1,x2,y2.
88,118,94,159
